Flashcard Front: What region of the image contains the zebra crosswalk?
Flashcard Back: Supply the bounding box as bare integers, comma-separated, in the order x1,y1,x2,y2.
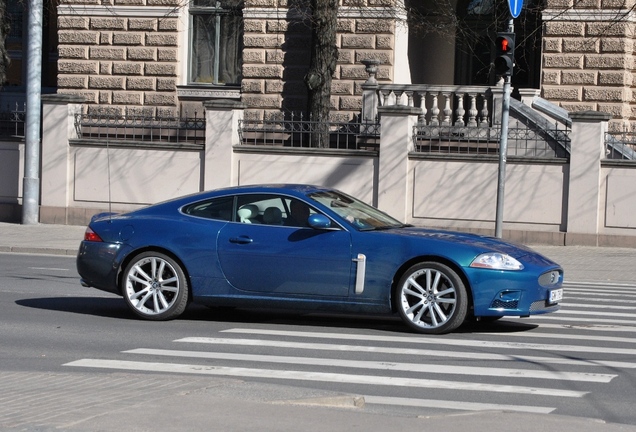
64,281,636,418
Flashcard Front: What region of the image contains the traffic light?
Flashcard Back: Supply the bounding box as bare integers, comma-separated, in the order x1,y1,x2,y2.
494,32,515,77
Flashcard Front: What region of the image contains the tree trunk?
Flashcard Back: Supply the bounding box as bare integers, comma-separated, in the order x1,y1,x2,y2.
304,0,338,148
0,0,10,88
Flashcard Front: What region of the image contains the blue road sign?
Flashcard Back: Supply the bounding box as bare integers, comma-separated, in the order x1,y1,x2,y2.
508,0,523,18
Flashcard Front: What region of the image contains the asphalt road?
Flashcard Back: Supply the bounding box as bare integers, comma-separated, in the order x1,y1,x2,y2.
2,252,636,431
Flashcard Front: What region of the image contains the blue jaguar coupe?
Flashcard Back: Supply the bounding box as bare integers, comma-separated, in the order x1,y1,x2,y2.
76,184,563,334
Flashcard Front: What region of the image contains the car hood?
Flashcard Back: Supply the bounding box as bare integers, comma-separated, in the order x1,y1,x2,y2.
387,227,540,259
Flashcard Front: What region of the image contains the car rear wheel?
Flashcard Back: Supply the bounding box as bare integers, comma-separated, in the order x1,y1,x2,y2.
396,262,467,334
122,252,189,320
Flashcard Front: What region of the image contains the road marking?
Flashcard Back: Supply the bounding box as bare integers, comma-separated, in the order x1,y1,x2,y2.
63,359,588,397
363,396,555,414
175,337,636,369
561,302,636,310
473,330,636,344
520,315,636,326
217,328,636,356
28,267,69,271
125,348,615,383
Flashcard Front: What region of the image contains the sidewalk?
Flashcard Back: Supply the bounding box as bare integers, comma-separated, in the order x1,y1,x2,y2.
1,221,635,285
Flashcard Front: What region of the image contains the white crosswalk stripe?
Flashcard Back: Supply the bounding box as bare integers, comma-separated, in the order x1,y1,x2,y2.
63,280,635,417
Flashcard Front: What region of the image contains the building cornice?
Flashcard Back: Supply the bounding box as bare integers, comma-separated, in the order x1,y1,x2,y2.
542,8,636,22
57,4,181,17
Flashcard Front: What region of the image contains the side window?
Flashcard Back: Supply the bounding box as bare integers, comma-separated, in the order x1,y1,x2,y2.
182,196,234,221
236,194,285,226
189,0,243,85
283,198,315,228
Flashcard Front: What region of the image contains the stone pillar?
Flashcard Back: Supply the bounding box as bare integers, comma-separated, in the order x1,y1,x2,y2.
377,105,421,222
361,59,380,124
40,94,84,224
203,99,245,190
566,110,611,245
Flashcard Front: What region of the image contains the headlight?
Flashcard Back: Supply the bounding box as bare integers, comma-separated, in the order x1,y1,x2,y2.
470,253,524,270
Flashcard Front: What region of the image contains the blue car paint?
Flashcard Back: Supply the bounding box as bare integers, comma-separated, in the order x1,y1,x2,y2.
76,184,563,320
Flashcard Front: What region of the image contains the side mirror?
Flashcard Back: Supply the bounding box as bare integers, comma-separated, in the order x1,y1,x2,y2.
307,214,331,229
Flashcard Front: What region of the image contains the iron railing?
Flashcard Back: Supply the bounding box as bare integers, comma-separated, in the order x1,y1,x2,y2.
0,103,26,139
413,122,570,158
605,131,636,160
239,113,380,150
74,112,206,146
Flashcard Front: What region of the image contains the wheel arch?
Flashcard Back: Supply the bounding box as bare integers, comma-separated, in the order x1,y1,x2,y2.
390,255,474,314
117,246,194,303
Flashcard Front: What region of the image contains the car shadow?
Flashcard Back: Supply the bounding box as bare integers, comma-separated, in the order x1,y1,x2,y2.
15,296,538,334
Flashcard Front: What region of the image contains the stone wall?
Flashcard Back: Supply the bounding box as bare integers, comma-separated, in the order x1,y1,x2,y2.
56,0,403,120
57,1,181,117
542,0,636,131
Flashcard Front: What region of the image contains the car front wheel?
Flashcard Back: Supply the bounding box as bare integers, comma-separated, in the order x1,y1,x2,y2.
122,252,189,320
396,262,467,334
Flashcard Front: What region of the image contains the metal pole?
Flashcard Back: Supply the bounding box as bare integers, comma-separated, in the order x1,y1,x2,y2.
22,0,43,225
494,18,514,238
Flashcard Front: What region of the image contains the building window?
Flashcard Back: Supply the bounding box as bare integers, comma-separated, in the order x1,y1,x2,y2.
189,0,243,86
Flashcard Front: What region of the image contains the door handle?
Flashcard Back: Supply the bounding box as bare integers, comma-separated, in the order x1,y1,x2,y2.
229,236,253,244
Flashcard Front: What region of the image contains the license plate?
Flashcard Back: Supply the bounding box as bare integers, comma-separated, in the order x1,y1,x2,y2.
549,288,563,304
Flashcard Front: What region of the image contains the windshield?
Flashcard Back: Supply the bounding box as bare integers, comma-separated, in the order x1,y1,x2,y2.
308,190,404,230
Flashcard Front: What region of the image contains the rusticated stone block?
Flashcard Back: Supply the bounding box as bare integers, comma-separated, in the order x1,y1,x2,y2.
559,102,595,113
112,92,142,104
376,35,393,49
127,48,156,61
158,19,178,31
597,103,630,117
157,48,178,62
599,71,632,85
146,0,181,5
113,62,143,75
58,61,98,74
601,38,633,53
244,20,265,33
542,70,561,85
242,95,281,109
543,22,584,37
543,54,583,69
58,46,87,59
127,77,156,91
561,71,596,85
331,81,353,95
338,50,354,64
584,87,627,102
241,80,263,93
543,86,581,101
58,17,89,30
89,76,125,90
563,38,598,53
114,0,145,5
244,35,284,49
144,93,177,106
245,0,276,6
340,65,371,80
243,65,283,79
356,51,392,65
244,50,266,64
342,35,375,49
89,47,126,60
337,19,355,33
60,90,97,104
585,54,631,69
266,20,287,33
543,38,561,53
99,62,112,75
587,22,632,37
339,96,362,110
100,32,112,45
113,33,144,45
99,91,111,104
90,18,126,30
145,63,177,76
264,79,283,94
58,31,99,45
87,105,124,116
146,33,178,46
57,76,87,88
128,19,157,31
156,78,176,91
355,19,394,35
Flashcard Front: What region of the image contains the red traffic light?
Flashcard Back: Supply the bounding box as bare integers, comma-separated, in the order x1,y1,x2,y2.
494,32,515,77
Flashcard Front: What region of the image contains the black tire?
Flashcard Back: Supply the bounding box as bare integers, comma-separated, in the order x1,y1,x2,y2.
395,262,468,334
121,251,189,320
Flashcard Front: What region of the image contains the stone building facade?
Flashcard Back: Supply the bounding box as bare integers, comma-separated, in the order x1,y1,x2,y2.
55,0,409,121
53,0,636,130
541,0,636,131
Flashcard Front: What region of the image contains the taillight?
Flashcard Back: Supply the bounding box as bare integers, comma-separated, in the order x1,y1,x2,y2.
84,227,103,242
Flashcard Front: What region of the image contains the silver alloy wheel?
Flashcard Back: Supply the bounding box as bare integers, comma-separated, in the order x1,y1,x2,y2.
123,252,188,320
396,262,467,334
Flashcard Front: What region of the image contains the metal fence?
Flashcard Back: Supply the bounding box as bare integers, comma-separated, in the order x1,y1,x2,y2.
239,113,380,150
605,131,636,160
0,103,26,139
73,113,206,146
413,122,570,158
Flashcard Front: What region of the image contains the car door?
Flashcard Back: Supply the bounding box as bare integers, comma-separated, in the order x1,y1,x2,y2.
216,194,353,297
